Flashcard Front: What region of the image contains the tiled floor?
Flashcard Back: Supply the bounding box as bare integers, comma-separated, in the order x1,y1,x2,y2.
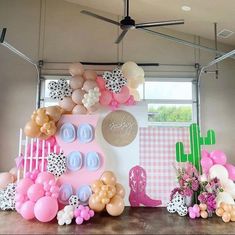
0,207,234,234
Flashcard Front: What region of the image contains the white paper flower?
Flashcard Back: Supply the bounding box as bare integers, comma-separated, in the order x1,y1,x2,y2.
57,205,75,226
82,87,101,108
48,79,72,100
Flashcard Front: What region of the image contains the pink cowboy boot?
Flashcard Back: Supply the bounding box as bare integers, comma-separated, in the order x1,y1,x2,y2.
129,165,162,207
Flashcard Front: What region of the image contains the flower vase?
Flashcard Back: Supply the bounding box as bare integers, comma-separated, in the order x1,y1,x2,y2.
185,195,193,207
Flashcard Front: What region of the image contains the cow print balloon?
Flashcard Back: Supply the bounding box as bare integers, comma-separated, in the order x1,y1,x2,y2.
47,152,67,177
167,192,188,216
103,68,127,94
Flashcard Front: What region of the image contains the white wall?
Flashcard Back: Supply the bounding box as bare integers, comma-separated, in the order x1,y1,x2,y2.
0,0,235,171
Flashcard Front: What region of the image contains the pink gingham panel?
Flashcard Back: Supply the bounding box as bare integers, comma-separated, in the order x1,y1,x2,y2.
139,126,190,206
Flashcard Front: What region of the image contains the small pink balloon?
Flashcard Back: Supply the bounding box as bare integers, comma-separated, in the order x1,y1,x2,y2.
201,149,210,158
201,156,213,174
9,167,18,182
83,80,98,92
20,201,35,220
72,89,85,104
34,196,58,222
96,76,106,90
27,183,45,202
113,86,130,104
16,178,34,194
225,164,235,181
35,172,54,185
72,104,87,114
45,136,56,147
59,97,76,112
210,150,227,165
83,70,97,80
69,63,84,76
70,75,85,89
100,90,112,106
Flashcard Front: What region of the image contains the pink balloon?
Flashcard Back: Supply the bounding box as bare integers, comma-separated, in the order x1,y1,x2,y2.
96,76,106,90
225,164,235,181
16,178,34,195
72,89,85,105
201,149,210,159
34,196,58,222
83,70,97,80
27,183,45,202
20,201,35,220
113,86,130,104
100,90,112,106
69,63,84,76
35,172,54,184
201,156,213,174
210,150,227,165
83,80,98,92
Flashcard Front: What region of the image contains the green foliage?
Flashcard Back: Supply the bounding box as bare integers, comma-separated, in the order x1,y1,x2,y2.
148,105,192,122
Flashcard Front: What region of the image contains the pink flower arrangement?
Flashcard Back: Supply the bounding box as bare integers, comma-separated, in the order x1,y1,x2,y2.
174,163,199,197
198,176,223,213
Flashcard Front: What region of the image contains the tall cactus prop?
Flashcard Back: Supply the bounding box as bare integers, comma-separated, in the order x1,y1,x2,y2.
176,123,216,173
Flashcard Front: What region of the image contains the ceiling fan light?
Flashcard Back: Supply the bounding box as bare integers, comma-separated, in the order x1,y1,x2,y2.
181,5,191,11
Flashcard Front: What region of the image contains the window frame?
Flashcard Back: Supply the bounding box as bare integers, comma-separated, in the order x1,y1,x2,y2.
142,77,197,127
40,75,198,127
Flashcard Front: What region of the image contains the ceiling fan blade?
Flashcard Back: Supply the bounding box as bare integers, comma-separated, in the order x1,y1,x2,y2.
115,30,128,44
80,10,120,26
135,20,184,28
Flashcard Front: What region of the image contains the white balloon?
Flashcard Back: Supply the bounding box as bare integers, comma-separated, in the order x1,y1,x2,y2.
216,192,235,207
209,164,228,182
223,179,235,199
121,61,139,80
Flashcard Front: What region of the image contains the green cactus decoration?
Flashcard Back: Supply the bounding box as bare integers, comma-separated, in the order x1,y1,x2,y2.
176,123,216,173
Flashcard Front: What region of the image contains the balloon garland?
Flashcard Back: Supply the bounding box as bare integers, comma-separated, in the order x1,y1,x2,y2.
58,63,101,114
98,61,144,109
24,106,63,139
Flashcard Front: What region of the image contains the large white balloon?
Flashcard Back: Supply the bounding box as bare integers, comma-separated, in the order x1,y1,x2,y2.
121,61,139,80
216,192,235,207
223,179,235,199
209,164,228,183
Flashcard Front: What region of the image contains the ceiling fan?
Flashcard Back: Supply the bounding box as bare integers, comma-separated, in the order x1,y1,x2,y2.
80,0,184,44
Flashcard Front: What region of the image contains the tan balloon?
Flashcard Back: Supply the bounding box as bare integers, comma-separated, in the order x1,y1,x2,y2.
200,211,208,219
72,105,87,114
24,120,41,138
72,89,85,104
35,113,49,126
106,195,125,216
91,180,104,193
83,70,97,80
222,212,231,223
83,80,98,92
0,172,14,189
87,103,100,113
59,97,76,112
46,106,62,122
69,63,84,76
89,194,105,212
216,207,224,217
70,75,85,89
115,183,125,198
100,171,117,186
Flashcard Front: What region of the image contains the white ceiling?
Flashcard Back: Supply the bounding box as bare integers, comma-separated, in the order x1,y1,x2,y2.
65,0,235,46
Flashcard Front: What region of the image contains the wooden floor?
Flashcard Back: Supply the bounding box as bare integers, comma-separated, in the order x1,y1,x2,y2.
0,207,235,234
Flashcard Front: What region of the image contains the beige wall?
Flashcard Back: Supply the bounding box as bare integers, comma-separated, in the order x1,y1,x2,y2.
0,0,234,171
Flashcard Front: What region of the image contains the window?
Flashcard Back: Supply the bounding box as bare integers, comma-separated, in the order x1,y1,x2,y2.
140,78,197,126
40,76,197,126
40,76,70,107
